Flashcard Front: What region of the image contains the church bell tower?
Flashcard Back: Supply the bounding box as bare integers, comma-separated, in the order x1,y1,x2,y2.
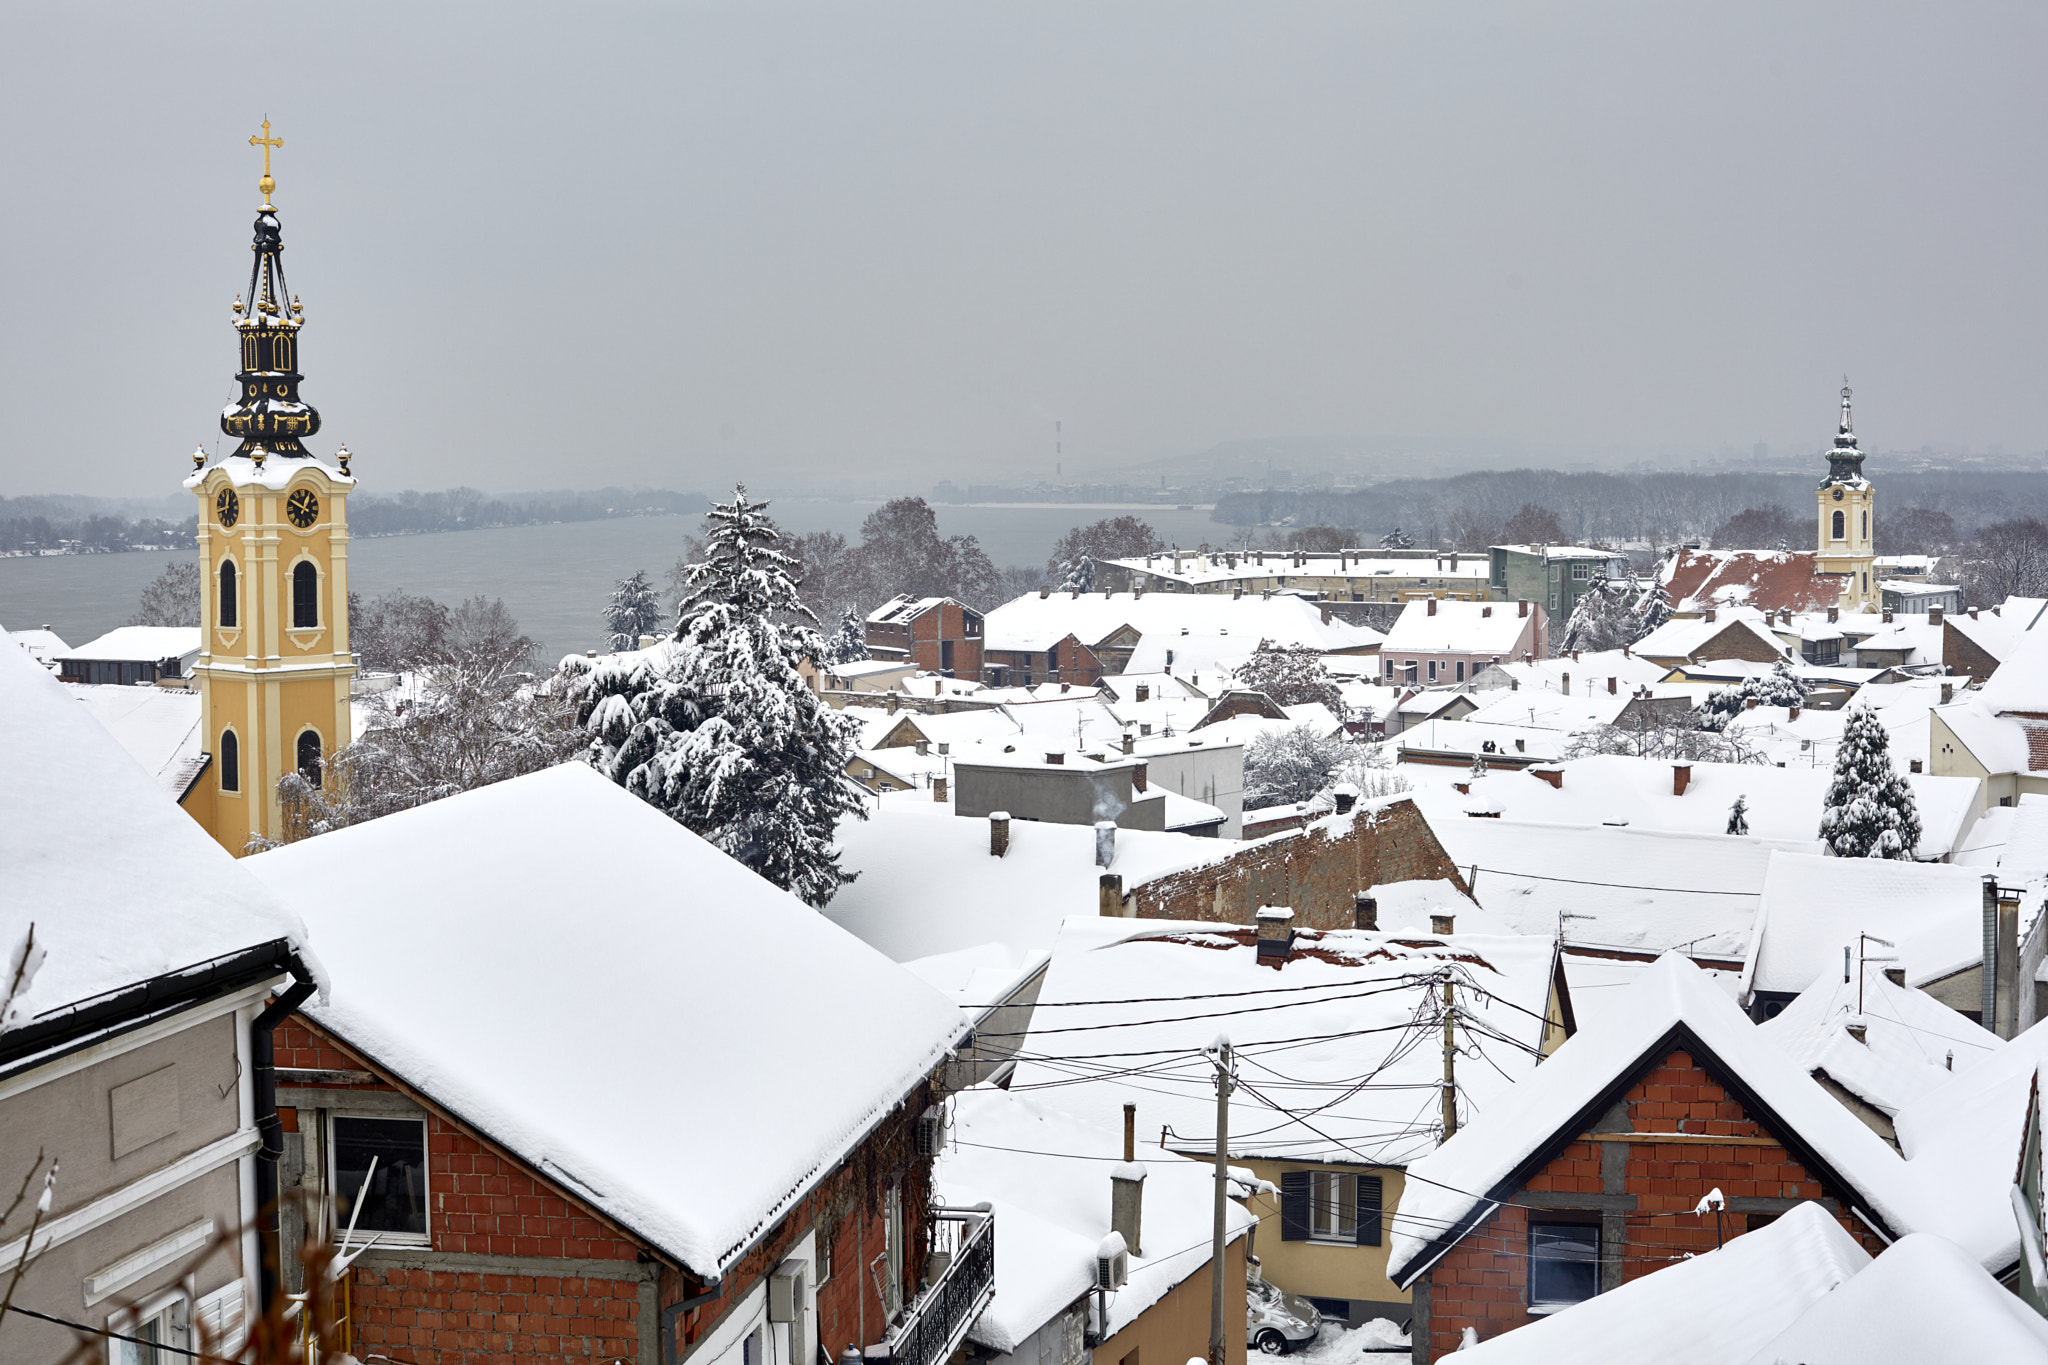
183,122,356,854
1815,381,1876,612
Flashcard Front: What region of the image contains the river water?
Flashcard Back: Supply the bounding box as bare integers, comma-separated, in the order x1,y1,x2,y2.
0,500,1225,660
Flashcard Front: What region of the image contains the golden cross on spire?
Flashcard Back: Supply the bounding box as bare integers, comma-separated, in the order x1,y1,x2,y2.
249,118,283,206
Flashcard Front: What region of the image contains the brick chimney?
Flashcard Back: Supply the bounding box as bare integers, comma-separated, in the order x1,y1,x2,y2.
1096,821,1117,869
1969,607,1980,620
1133,762,1148,793
1255,906,1296,967
1530,765,1562,790
1672,764,1692,797
888,693,899,715
916,739,930,756
1333,784,1357,814
1099,871,1124,917
1929,607,1944,626
1039,587,1050,599
1789,705,1802,721
1518,599,1529,618
1608,676,1617,695
1427,598,1438,617
933,776,948,803
990,811,1010,857
1354,894,1378,930
1122,732,1136,756
1482,606,1493,617
1320,603,1332,625
1941,682,1954,705
1828,606,1840,623
1882,609,1894,623
1704,608,1717,623
1450,553,1459,571
1046,752,1064,765
1562,674,1571,695
1431,913,1456,935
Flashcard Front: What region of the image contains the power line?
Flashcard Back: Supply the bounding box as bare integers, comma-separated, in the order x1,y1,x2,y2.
1471,866,1762,897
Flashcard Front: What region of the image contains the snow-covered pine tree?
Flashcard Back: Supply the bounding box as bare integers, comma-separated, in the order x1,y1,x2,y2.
1057,553,1096,593
1380,527,1415,550
560,487,868,905
1727,794,1749,835
1817,704,1922,859
823,609,868,666
1696,659,1808,731
1560,574,1638,653
1629,576,1673,640
601,569,665,652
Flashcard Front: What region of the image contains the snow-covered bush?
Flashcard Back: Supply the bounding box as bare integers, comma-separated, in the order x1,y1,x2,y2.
1696,660,1807,731
1233,644,1345,718
1818,705,1922,859
561,486,868,906
822,609,868,666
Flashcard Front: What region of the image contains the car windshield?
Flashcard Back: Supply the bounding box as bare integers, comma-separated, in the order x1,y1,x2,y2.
1248,1278,1282,1307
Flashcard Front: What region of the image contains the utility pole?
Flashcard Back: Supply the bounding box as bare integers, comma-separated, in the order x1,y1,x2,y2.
1209,1038,1234,1365
1440,973,1458,1143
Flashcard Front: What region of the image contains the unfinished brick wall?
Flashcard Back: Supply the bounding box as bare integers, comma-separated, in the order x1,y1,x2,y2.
1690,622,1783,664
1129,795,1464,927
1416,1047,1888,1359
1945,619,2004,680
348,1267,643,1362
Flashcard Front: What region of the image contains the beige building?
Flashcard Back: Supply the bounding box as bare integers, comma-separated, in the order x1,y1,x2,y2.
1815,383,1878,612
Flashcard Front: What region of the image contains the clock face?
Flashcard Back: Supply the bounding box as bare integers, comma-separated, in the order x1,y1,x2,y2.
1832,488,1845,501
286,488,320,529
216,488,239,528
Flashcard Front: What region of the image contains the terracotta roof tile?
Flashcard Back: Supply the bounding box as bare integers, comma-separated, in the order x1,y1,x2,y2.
1665,550,1846,614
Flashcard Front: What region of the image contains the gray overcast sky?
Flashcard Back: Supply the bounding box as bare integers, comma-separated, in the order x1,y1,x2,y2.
3,2,2044,499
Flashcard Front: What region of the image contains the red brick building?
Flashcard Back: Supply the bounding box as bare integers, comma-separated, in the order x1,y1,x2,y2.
979,628,1103,688
1386,956,1908,1360
865,596,985,678
242,765,987,1365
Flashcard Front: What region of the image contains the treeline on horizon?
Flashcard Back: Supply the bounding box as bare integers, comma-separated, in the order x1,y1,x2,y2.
0,486,711,553
1211,468,2048,547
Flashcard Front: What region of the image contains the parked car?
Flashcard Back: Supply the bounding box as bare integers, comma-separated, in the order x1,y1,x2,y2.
1247,1260,1321,1354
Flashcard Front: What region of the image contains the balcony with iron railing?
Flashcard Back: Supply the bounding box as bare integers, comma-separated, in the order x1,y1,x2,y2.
883,1205,995,1365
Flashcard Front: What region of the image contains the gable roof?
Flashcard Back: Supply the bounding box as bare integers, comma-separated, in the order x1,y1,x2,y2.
1380,599,1537,656
57,625,203,664
1744,852,1988,998
243,763,968,1280
0,627,312,1059
1632,612,1788,663
1980,622,2048,714
69,682,207,798
1663,549,1846,614
1385,954,1917,1286
1758,964,1997,1118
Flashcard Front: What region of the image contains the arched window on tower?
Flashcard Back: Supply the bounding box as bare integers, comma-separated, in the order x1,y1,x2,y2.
1831,510,1845,541
220,729,239,792
297,730,322,786
293,561,318,629
1862,510,1868,541
219,560,237,629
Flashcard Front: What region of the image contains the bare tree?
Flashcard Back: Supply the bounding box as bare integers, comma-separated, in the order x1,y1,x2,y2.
129,558,200,627
1047,515,1164,580
1501,503,1566,545
1963,517,2048,607
1708,505,1804,550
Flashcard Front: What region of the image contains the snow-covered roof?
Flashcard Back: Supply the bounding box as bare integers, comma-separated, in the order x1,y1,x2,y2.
827,658,916,680
1935,697,2041,774
1410,754,1973,858
1447,1202,1871,1364
0,626,311,1028
1662,549,1846,614
1386,954,1919,1286
1742,1229,2048,1364
1757,962,1996,1117
1489,543,1624,561
1005,916,1563,1168
185,451,354,492
69,682,207,797
6,625,69,665
1158,788,1227,830
1380,599,1538,656
982,590,1380,659
938,1086,1257,1351
1632,612,1787,663
1397,718,1568,763
242,763,967,1280
826,796,1241,965
1980,622,2048,714
864,594,966,625
1473,650,1670,694
1106,550,1490,587
58,625,203,664
1421,814,1792,958
1745,852,1989,997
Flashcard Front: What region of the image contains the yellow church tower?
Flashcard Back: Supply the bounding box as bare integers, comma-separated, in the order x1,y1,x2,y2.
1815,381,1877,612
182,123,356,854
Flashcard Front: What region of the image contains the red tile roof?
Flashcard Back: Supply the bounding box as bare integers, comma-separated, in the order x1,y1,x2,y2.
1664,549,1847,613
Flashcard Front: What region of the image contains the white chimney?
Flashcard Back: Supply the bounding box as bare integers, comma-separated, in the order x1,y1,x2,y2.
1095,820,1117,868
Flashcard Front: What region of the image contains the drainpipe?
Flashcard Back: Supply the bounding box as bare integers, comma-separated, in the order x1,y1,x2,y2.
253,965,318,1316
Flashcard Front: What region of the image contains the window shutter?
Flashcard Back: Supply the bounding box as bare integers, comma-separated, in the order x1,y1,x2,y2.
1356,1175,1383,1247
1280,1170,1310,1242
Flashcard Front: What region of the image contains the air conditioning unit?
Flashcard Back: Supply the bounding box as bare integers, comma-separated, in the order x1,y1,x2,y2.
915,1106,948,1157
1095,1233,1129,1291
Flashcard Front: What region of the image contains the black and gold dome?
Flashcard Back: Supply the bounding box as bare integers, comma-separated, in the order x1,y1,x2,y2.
220,126,321,460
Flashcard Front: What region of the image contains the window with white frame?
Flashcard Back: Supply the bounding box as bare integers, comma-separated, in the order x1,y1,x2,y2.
1308,1170,1357,1241
331,1114,430,1244
111,1289,188,1365
1572,562,1590,581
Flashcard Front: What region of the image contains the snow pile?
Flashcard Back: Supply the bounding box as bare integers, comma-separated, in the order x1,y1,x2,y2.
1451,1202,1867,1363
244,763,967,1280
0,625,312,1024
1297,1319,1409,1360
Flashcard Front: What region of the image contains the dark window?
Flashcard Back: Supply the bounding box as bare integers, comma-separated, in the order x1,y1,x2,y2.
941,640,954,674
219,560,238,629
293,561,319,628
220,730,239,792
1530,1221,1600,1305
1047,643,1060,671
332,1116,428,1237
297,730,322,785
1832,510,1846,541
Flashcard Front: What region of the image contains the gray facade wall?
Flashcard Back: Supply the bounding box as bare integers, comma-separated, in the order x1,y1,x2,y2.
953,763,1166,830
